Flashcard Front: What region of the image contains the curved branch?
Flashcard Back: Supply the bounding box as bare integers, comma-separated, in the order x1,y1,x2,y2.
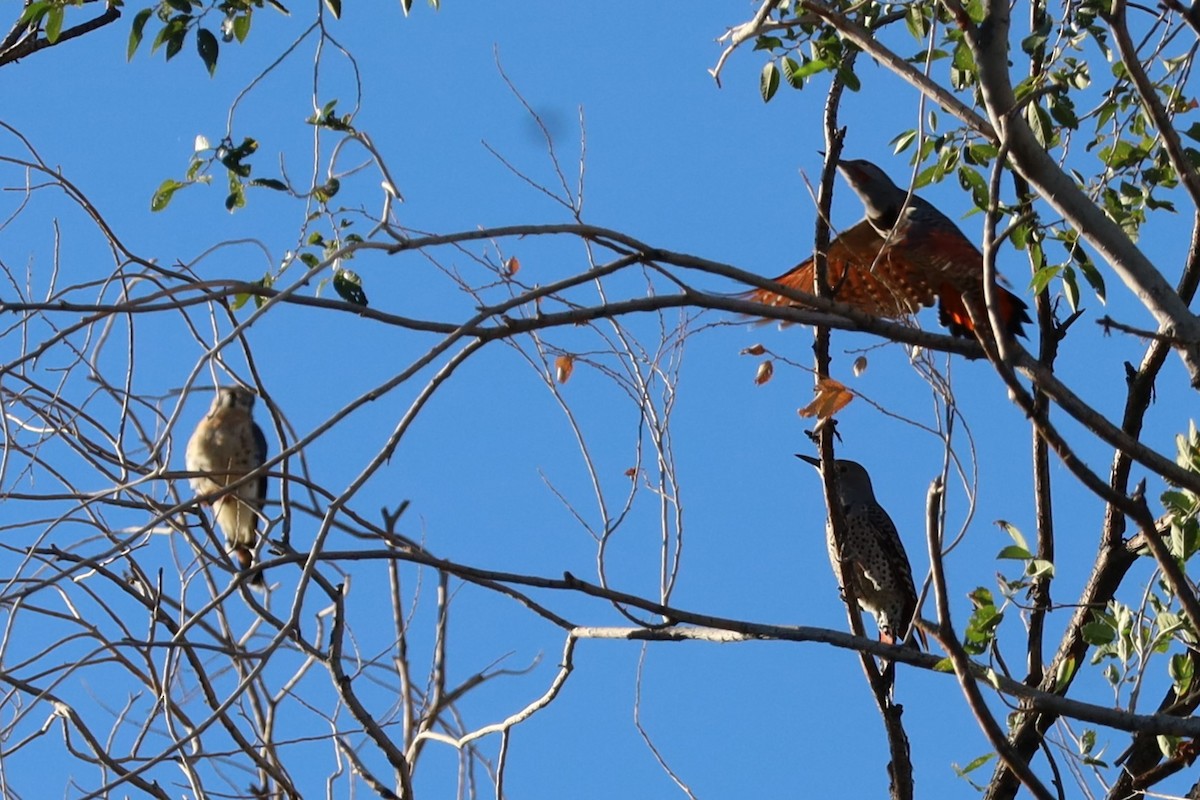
0,5,120,68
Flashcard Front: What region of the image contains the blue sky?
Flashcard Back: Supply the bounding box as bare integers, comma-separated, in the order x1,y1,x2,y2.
1,1,1195,797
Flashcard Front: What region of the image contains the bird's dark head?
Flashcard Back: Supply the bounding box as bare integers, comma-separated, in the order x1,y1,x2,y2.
837,159,906,228
796,454,878,502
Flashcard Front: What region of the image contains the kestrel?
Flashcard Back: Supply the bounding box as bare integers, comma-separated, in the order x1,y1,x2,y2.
186,386,268,587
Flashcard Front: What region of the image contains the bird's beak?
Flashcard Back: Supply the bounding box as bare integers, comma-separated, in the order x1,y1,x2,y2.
795,454,821,467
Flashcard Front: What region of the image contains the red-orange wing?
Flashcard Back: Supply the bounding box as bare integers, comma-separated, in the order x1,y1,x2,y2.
903,225,1032,339
747,219,938,320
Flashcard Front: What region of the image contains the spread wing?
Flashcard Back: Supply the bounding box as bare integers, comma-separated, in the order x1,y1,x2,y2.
900,209,1031,338
745,219,938,320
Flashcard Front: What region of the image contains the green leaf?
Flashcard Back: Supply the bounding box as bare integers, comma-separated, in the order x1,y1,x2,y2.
932,657,955,672
914,164,939,189
165,0,192,13
1021,31,1048,56
18,1,50,25
964,600,1003,655
1157,610,1184,635
250,178,288,191
232,13,251,42
1027,104,1055,148
1054,656,1076,692
45,5,64,43
997,545,1033,560
795,58,831,82
196,28,218,76
1081,620,1116,645
185,156,205,181
1170,653,1194,694
952,40,976,72
1030,264,1061,295
1028,559,1055,578
225,171,245,212
905,4,930,38
969,587,994,607
218,138,257,177
780,56,803,89
998,520,1029,551
838,65,860,92
958,166,988,209
953,753,995,776
1062,264,1080,311
1049,93,1079,130
760,61,780,103
128,7,153,60
891,130,918,154
333,269,368,307
314,178,340,203
150,179,184,212
1158,735,1181,759
163,23,187,61
1072,248,1106,303
965,143,999,165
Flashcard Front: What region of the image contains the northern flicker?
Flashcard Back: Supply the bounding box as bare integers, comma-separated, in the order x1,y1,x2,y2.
836,158,1030,338
746,160,1030,338
186,386,268,587
798,455,921,652
748,219,939,320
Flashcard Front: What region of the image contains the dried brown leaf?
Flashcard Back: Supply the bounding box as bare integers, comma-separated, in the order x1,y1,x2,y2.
798,377,854,419
555,354,574,384
754,360,774,385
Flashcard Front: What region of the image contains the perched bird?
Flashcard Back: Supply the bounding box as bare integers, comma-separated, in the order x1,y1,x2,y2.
186,386,268,587
748,219,939,320
746,159,1030,339
836,158,1030,338
798,455,921,653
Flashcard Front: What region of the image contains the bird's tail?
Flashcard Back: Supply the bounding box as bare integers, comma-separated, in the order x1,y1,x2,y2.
232,545,266,589
938,284,1031,338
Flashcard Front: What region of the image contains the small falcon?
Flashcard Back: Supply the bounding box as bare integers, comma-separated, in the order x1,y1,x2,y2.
186,386,268,586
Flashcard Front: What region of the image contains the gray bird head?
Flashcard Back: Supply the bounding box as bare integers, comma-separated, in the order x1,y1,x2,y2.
211,386,256,415
797,454,879,505
837,159,907,229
